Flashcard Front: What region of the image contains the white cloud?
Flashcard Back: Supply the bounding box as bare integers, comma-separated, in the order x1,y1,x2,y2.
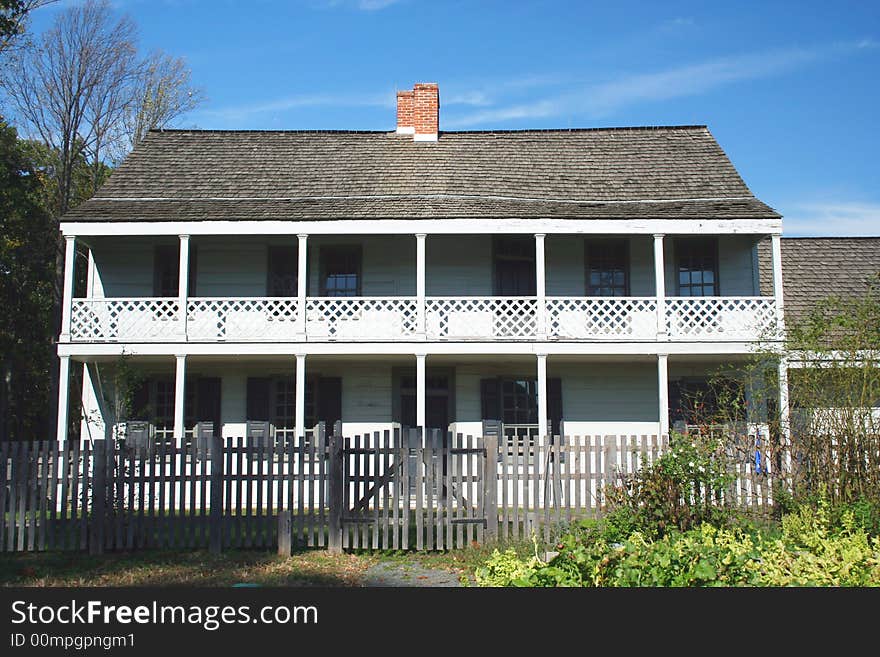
196,91,394,123
782,202,880,237
446,40,872,128
315,0,404,10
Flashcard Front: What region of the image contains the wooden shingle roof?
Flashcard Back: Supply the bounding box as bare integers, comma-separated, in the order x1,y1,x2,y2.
63,126,779,222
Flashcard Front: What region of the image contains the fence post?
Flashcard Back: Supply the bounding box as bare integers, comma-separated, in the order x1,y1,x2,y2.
277,510,291,557
327,431,343,554
209,435,223,555
483,433,498,542
89,440,106,555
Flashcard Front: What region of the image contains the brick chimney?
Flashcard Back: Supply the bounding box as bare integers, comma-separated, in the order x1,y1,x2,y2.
396,83,439,141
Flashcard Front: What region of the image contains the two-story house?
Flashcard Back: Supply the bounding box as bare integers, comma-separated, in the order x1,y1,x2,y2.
56,82,787,448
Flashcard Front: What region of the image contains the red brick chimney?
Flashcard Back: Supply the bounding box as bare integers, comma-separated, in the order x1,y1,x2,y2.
397,83,439,141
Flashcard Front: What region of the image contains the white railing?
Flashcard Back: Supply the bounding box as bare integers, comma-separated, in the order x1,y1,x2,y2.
69,295,777,343
305,297,418,341
665,296,776,340
187,298,299,341
546,297,658,340
425,297,538,340
70,298,180,342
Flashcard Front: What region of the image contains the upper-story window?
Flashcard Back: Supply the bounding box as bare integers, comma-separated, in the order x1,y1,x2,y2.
319,245,362,297
153,243,197,297
493,237,536,296
267,246,297,296
585,239,629,296
676,237,719,296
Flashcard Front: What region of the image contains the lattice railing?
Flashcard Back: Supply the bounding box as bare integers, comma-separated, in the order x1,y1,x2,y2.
426,297,538,340
306,297,417,341
546,297,658,339
665,297,777,340
187,298,299,341
70,298,180,342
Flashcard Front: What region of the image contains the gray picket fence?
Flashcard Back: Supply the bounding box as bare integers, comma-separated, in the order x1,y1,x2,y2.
0,429,777,554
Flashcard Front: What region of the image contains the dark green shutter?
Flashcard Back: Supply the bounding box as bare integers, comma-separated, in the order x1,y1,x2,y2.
480,378,500,421
197,377,222,435
547,377,563,436
246,377,271,422
318,377,342,430
131,379,150,421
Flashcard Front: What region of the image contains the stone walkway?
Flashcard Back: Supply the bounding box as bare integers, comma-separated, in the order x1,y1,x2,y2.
361,561,463,587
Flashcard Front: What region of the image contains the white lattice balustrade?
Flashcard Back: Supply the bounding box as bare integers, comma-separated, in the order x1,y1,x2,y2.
665,297,777,340
426,297,538,340
187,298,299,341
70,298,180,342
306,297,417,341
546,297,658,339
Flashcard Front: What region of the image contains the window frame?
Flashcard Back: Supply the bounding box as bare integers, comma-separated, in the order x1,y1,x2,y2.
584,238,630,297
318,245,363,297
675,237,720,297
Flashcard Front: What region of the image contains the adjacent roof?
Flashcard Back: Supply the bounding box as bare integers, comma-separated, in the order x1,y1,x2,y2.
759,237,880,323
63,126,780,222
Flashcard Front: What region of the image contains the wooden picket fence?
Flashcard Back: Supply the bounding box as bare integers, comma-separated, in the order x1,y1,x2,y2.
0,430,779,554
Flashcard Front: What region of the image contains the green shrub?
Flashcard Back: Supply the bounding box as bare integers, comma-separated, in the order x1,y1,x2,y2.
604,433,735,539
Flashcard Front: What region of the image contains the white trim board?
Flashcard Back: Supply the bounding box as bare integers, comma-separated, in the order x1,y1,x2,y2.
61,218,782,237
58,340,774,358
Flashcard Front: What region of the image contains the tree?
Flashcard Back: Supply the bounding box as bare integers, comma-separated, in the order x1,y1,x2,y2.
0,1,56,57
0,118,56,440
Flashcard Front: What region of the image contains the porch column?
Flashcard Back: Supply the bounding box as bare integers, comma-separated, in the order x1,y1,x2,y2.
297,234,308,338
177,235,190,339
653,234,666,339
56,355,70,443
416,233,426,338
778,356,792,476
60,235,76,342
657,353,669,437
173,354,186,441
535,233,547,339
295,353,306,438
771,233,785,333
416,353,426,431
537,353,548,439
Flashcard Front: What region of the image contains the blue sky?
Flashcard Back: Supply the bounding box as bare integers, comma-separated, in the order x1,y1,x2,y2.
28,0,880,236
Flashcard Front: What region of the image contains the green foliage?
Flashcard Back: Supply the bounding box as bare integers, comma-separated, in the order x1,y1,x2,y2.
603,432,735,539
475,497,880,587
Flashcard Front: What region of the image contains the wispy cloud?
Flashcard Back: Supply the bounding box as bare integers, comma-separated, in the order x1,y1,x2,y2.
445,40,873,128
314,0,404,10
197,92,395,123
782,202,880,237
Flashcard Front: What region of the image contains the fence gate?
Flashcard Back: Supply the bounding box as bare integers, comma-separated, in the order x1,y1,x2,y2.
330,429,497,551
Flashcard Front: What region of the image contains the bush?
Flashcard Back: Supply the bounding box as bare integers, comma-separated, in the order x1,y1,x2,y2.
604,433,736,539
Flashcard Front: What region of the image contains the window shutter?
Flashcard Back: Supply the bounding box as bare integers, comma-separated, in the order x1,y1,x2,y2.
197,377,222,435
480,378,500,421
131,379,150,421
318,377,342,430
246,377,271,422
547,378,563,436
188,244,198,296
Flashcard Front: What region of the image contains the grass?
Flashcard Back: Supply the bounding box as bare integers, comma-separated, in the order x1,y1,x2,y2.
0,537,541,587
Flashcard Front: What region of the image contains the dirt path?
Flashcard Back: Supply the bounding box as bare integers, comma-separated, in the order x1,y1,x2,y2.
361,561,464,587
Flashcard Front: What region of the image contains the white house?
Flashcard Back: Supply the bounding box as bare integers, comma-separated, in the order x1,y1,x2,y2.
56,82,790,447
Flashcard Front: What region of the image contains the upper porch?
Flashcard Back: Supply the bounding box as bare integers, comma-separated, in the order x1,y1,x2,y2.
59,224,786,347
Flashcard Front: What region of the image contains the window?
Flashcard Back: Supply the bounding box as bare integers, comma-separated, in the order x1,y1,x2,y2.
493,237,536,296
153,243,197,297
246,375,342,442
396,370,453,431
319,246,362,297
676,238,719,296
480,376,563,436
267,246,297,296
586,239,629,296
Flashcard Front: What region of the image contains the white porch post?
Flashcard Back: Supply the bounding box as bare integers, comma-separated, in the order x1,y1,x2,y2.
416,233,426,337
653,234,666,339
416,353,426,431
537,353,548,439
771,233,785,334
60,235,76,342
297,234,308,338
173,354,186,441
535,233,547,339
778,356,792,476
177,235,190,338
56,355,70,443
295,353,306,437
658,353,669,437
